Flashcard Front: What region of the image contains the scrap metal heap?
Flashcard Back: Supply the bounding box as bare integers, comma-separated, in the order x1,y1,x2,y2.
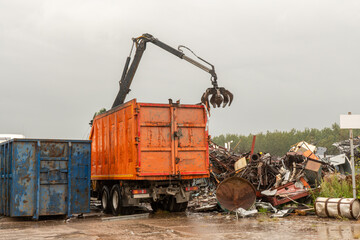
333,136,360,159
239,151,334,191
209,142,248,183
237,150,334,206
239,153,282,191
188,178,218,212
189,140,336,212
188,142,245,212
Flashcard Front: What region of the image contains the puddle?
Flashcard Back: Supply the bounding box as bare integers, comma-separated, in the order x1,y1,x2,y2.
1,210,360,239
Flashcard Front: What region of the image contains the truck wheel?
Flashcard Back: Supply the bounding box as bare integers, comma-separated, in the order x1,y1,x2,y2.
110,184,122,215
178,201,188,212
101,185,111,213
168,197,188,212
151,202,161,212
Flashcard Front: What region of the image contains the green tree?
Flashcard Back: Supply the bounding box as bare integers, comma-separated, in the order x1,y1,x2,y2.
212,123,360,156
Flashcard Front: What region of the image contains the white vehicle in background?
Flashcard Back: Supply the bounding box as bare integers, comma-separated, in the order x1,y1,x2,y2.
0,134,25,144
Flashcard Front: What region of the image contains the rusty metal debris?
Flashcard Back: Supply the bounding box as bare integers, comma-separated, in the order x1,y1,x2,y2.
216,176,256,211
209,142,248,183
320,137,360,175
190,140,337,214
188,143,245,212
188,179,218,212
261,182,310,206
238,152,282,191
333,136,360,159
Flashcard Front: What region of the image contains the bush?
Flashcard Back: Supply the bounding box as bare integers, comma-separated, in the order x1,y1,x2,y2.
311,174,359,202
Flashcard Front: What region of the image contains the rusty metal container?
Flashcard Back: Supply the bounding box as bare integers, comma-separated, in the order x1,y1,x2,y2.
0,139,91,220
90,99,209,181
216,177,256,211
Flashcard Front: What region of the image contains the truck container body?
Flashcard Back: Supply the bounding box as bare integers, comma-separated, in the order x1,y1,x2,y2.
90,99,209,214
90,99,209,180
0,139,91,219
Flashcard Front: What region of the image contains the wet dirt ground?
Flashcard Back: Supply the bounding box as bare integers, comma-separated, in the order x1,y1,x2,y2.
1,209,360,240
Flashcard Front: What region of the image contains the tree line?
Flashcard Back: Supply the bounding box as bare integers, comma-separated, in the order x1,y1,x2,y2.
212,123,360,156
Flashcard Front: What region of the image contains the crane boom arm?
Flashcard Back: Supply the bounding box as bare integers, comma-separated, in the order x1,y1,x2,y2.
112,33,231,109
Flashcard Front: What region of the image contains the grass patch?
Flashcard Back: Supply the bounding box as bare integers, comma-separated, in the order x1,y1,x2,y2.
310,174,359,202
258,208,268,213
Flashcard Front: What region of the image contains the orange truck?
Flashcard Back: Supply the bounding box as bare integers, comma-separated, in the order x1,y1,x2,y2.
89,34,232,215
90,99,209,214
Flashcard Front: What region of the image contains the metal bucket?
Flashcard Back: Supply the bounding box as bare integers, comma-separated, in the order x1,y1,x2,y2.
216,176,256,211
315,197,360,219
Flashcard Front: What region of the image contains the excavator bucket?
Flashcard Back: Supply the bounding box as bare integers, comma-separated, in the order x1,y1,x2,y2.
201,87,233,109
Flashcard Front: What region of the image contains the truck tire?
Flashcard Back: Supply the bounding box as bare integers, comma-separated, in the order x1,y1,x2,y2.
151,201,161,212
167,197,188,212
178,202,188,212
110,184,122,215
101,185,111,213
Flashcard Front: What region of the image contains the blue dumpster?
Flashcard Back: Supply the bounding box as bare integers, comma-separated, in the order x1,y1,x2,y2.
0,139,91,219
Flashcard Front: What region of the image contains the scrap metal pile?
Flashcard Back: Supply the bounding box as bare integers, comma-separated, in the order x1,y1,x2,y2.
209,143,248,183
239,151,334,191
189,141,336,212
237,148,334,206
189,143,247,212
318,137,360,175
188,178,218,212
333,136,360,159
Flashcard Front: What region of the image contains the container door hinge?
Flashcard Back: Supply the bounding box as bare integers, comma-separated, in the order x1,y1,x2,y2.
135,137,140,143
134,107,140,115
174,129,183,138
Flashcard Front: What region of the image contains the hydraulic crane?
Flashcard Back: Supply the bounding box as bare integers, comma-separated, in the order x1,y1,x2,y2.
112,33,233,110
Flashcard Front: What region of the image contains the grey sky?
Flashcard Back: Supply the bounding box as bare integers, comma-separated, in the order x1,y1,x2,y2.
1,0,360,139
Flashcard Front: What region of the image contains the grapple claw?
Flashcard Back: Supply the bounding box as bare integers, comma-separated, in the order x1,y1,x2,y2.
201,86,233,109
209,94,216,108
201,88,213,109
219,87,233,107
222,92,229,107
214,89,223,107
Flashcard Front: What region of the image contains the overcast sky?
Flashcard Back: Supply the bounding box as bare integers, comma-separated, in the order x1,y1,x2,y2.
1,0,360,139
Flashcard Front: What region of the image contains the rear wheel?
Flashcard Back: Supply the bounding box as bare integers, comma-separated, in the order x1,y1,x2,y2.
151,201,162,212
101,185,111,213
167,197,188,212
110,184,122,216
178,202,188,212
